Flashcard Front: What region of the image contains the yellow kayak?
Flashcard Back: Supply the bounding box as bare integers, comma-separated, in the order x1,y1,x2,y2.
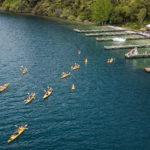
24,93,35,104
61,72,71,79
107,58,115,64
85,58,88,64
0,83,10,93
72,84,75,91
43,88,53,100
22,68,28,75
78,50,81,55
71,64,80,71
8,124,28,144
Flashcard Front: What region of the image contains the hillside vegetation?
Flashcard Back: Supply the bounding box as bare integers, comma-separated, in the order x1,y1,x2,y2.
0,0,150,28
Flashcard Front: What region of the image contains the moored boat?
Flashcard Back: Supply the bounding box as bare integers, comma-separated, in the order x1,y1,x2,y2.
61,72,71,79
71,63,80,71
144,68,150,72
0,83,10,93
43,87,53,100
22,68,28,75
8,124,28,144
113,37,126,42
125,47,138,58
24,93,35,104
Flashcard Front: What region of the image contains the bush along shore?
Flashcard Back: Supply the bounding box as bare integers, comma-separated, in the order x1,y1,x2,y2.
0,0,150,30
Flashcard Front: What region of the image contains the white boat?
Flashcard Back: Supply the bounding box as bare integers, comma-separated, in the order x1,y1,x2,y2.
146,24,150,28
113,37,126,42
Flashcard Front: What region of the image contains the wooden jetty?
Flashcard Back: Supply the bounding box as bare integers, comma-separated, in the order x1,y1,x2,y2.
73,28,126,33
104,44,150,50
96,36,150,42
125,54,150,59
85,31,137,37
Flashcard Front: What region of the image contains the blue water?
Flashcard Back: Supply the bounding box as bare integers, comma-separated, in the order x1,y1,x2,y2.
0,14,150,150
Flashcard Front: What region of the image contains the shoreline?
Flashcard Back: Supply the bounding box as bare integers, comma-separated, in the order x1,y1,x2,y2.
0,9,95,26
0,9,149,38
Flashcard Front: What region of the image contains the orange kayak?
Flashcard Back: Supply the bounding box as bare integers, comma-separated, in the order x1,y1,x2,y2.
24,93,35,104
0,83,10,93
8,124,28,144
22,68,28,75
43,88,53,100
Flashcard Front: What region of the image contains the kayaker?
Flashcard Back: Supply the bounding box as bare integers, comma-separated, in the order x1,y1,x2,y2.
14,131,19,135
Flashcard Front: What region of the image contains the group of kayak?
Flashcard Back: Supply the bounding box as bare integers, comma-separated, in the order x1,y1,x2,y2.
61,62,81,79
6,89,53,144
60,52,83,92
0,67,53,143
61,51,88,80
5,50,87,144
7,87,53,144
0,68,28,94
24,86,53,104
61,63,80,79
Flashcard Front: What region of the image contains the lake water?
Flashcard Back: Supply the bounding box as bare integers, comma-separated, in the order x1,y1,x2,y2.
0,14,150,150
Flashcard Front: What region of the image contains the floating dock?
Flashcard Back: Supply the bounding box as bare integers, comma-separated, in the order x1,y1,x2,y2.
85,31,137,37
104,44,150,50
96,36,150,41
73,28,126,33
125,54,150,59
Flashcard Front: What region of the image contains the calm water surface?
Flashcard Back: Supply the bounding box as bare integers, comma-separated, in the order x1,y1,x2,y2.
0,14,150,150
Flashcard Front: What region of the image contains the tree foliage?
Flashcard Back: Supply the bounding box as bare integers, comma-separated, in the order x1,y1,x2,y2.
0,0,149,26
111,0,150,25
91,0,113,24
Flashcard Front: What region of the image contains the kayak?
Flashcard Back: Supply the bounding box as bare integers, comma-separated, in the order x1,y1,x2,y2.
8,124,28,144
61,72,71,79
85,58,88,64
71,64,80,71
78,50,81,55
24,93,35,104
107,58,115,64
72,84,75,91
22,68,28,75
0,83,10,93
43,88,53,100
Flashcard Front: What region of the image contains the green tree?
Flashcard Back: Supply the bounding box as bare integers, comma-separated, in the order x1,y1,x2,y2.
137,8,147,24
110,5,123,24
92,0,113,24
